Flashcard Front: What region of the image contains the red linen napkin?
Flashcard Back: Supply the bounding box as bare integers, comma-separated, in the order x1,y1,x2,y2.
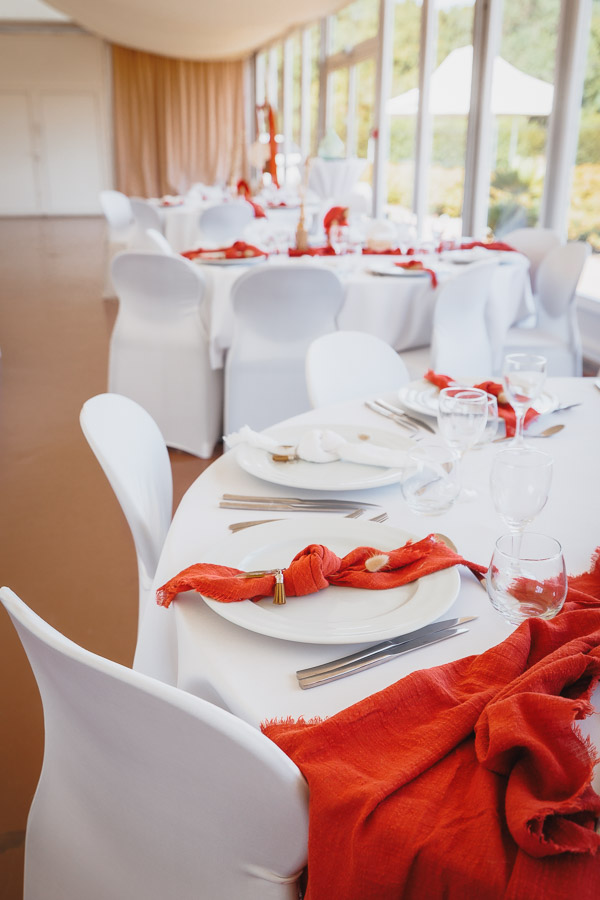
461,240,517,253
323,206,349,239
262,552,600,900
288,246,336,257
423,370,539,438
362,247,404,255
155,534,485,608
395,260,438,288
181,240,267,261
235,179,267,218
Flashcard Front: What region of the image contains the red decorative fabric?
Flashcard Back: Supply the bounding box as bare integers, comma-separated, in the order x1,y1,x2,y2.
461,240,517,253
323,206,349,238
155,534,486,608
236,179,251,197
394,260,438,287
288,246,336,257
262,552,600,900
181,240,267,261
424,370,539,438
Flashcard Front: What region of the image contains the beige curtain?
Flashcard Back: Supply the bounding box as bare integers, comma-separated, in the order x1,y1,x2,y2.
112,45,248,197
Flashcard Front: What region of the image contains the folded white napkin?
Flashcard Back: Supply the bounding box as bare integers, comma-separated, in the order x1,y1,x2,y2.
225,426,410,469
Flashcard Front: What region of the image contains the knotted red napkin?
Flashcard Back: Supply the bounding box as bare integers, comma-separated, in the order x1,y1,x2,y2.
262,552,600,900
155,534,485,608
424,369,539,438
461,240,517,253
181,240,267,261
323,206,349,243
395,260,438,287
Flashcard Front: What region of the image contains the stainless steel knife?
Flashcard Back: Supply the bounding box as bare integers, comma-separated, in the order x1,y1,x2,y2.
296,624,471,688
296,615,476,685
373,399,437,434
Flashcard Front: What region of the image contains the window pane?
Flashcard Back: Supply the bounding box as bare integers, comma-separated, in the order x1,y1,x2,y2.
328,67,349,150
568,0,600,300
291,34,302,149
356,58,376,159
387,0,422,221
309,24,321,157
427,0,475,238
489,0,561,236
331,0,379,54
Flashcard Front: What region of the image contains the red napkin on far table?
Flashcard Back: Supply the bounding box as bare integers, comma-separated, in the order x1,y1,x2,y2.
395,260,438,287
155,534,485,608
461,240,517,253
424,369,539,438
262,552,600,900
288,246,336,257
181,241,267,261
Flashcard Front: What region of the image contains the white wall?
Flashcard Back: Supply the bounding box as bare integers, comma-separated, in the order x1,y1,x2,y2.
0,31,112,215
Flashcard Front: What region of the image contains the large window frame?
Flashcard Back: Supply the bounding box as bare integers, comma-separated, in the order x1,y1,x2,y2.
253,0,595,256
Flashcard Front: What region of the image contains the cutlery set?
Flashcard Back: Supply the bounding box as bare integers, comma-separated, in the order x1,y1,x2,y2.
220,494,382,513
296,616,477,688
365,399,436,435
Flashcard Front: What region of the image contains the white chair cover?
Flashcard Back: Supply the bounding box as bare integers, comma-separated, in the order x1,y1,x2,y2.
142,228,174,254
109,252,223,458
1,587,309,900
502,241,590,376
306,331,410,408
224,265,344,433
79,393,177,684
99,190,135,298
198,202,254,244
502,227,561,292
129,198,165,247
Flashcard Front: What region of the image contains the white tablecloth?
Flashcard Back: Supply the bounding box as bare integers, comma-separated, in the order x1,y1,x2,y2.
146,378,599,779
193,253,533,370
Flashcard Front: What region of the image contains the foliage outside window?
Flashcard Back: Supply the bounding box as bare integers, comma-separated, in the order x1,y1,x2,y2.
330,0,379,54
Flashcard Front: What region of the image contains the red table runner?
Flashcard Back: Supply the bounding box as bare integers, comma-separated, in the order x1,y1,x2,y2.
262,553,600,899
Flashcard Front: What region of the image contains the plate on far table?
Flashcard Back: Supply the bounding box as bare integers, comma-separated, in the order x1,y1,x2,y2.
233,423,413,492
367,260,433,278
397,379,559,418
201,517,460,644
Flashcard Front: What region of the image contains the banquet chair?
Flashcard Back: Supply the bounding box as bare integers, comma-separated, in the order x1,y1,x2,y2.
501,241,591,376
225,265,344,433
79,393,176,684
502,226,561,293
401,260,498,379
0,586,309,900
99,189,134,297
109,252,223,458
129,198,164,247
306,331,410,408
142,227,174,254
198,202,254,244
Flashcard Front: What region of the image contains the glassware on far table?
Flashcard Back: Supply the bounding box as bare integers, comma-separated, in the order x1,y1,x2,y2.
486,532,567,625
502,353,547,446
490,447,553,535
437,387,489,499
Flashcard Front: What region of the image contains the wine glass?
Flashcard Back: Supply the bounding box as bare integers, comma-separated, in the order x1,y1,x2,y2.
486,532,567,625
329,224,349,256
401,443,460,515
490,446,553,532
437,387,489,499
502,353,547,446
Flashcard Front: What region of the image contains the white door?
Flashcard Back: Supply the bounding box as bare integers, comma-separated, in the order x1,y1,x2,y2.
39,92,104,214
0,92,40,214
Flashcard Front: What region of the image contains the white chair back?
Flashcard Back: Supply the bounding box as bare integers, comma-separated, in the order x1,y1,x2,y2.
130,198,164,238
1,587,309,900
142,228,174,254
109,252,223,459
225,265,344,432
79,392,172,636
431,261,497,377
198,202,254,244
306,331,410,408
99,190,134,237
502,227,561,291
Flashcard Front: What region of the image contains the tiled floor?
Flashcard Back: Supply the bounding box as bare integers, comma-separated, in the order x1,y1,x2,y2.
0,216,221,899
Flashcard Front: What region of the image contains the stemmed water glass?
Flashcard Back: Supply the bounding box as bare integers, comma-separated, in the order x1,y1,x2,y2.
502,353,547,446
437,387,489,499
490,446,553,561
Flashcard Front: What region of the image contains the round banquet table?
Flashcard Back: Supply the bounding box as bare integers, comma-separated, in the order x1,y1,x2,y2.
195,251,533,370
142,377,600,779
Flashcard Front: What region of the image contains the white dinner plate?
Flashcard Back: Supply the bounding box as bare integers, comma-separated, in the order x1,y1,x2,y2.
440,249,500,265
397,379,559,418
234,424,413,491
367,260,431,278
192,255,266,267
201,517,460,643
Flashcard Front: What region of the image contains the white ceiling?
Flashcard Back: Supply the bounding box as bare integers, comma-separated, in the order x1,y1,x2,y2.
30,0,349,60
